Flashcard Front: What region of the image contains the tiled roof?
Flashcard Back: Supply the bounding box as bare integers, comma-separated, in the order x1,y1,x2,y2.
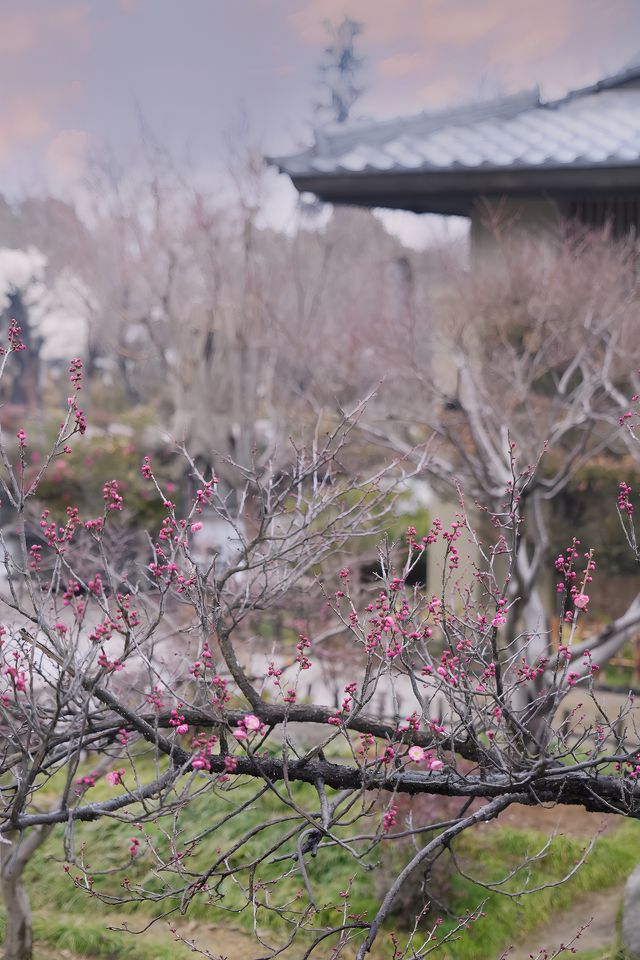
269,63,640,179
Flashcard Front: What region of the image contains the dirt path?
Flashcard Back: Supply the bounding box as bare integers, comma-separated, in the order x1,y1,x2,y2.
507,884,622,958
32,896,622,960
168,919,306,960
32,920,292,960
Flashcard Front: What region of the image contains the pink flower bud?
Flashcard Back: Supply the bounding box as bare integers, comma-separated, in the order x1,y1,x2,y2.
190,522,203,533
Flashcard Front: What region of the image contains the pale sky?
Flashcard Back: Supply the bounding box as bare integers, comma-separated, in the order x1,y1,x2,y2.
1,0,639,241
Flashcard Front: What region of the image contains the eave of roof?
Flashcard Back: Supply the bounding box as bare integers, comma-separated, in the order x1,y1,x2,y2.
287,166,640,217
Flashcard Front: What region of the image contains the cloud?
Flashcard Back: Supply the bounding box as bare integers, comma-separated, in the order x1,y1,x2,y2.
0,3,92,175
0,3,92,55
0,96,51,161
45,128,93,185
46,4,92,50
379,53,424,79
289,0,637,112
416,0,508,50
117,0,144,12
415,74,471,108
0,10,37,53
287,0,421,45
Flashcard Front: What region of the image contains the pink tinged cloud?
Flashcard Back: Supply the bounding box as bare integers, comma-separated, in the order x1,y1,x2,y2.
45,129,93,185
0,97,51,160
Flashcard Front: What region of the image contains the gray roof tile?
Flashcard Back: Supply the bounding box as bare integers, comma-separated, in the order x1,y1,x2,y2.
269,66,640,179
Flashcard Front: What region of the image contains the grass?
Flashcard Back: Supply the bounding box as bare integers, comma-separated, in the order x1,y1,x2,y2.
15,768,379,958
436,821,640,959
0,908,185,959
34,915,180,960
3,758,640,958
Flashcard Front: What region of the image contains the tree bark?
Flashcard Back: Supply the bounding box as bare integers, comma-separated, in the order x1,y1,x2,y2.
1,828,51,960
1,862,32,960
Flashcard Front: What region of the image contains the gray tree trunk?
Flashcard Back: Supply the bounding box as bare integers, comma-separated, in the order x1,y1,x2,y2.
1,865,32,960
624,864,640,959
1,828,52,960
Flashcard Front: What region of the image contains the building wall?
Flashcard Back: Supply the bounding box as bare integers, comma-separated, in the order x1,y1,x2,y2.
470,197,562,257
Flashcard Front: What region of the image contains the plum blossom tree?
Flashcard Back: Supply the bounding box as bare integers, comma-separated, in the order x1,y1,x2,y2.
366,229,640,735
2,311,640,960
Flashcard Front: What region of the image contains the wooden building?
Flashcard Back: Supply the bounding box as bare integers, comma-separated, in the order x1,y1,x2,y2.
270,58,640,249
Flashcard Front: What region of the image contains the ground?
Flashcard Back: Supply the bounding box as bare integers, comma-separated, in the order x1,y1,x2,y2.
509,885,622,959
26,816,631,960
32,918,299,960
498,803,616,838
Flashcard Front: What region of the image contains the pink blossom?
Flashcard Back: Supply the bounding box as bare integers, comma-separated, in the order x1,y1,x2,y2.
233,727,248,740
244,714,261,731
573,593,589,610
408,745,426,763
176,723,189,735
429,759,444,772
190,521,203,533
382,805,397,832
105,769,124,786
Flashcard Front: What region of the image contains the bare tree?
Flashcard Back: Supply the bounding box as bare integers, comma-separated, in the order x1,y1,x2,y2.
315,17,365,125
63,144,429,500
2,311,640,960
364,228,640,739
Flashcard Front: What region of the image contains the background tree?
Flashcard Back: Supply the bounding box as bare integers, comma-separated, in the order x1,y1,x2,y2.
365,227,640,736
315,17,365,125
